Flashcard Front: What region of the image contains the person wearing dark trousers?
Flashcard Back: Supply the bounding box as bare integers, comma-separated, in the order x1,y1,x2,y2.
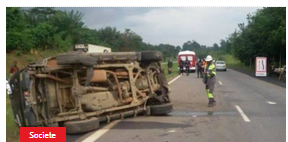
179,59,184,75
203,55,216,107
196,59,203,78
168,60,173,74
184,58,190,76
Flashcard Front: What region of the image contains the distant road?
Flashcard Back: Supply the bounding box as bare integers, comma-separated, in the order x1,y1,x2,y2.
67,69,285,142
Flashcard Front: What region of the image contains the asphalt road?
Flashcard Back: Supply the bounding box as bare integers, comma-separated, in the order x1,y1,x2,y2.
67,68,286,142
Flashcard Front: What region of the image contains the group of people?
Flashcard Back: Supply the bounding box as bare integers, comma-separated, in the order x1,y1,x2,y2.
178,58,191,76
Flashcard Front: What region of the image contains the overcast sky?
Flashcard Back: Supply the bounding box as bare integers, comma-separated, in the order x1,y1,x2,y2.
57,7,261,47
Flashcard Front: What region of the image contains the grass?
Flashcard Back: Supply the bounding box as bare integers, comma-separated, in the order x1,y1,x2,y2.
162,62,180,80
6,49,66,78
217,54,255,73
6,95,20,142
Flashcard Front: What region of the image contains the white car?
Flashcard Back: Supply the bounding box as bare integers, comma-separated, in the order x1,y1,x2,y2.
215,61,227,71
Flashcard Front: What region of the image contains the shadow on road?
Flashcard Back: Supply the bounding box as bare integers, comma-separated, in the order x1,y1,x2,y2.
110,121,192,130
228,68,286,88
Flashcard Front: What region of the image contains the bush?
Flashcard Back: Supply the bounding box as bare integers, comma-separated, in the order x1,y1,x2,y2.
14,50,22,56
28,57,34,62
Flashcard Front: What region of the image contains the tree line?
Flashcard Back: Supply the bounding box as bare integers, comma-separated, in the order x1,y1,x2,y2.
6,7,181,58
225,7,286,67
6,7,286,66
176,7,286,68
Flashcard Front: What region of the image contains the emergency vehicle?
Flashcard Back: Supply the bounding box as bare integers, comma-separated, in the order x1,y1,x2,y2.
177,50,196,72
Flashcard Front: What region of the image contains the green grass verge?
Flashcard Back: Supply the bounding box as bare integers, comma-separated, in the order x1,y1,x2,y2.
6,49,66,78
217,54,255,73
162,63,179,80
6,95,20,142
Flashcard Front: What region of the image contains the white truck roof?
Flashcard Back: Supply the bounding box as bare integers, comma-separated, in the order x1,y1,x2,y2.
178,50,195,55
75,44,111,53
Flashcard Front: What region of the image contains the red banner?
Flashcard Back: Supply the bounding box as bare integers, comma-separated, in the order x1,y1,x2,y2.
20,127,66,142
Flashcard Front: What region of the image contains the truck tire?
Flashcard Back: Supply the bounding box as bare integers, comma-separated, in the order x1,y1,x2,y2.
62,117,100,134
141,51,163,62
149,103,173,115
56,53,96,66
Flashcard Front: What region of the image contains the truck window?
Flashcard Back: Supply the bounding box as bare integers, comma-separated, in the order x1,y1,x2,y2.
180,56,193,61
180,56,185,61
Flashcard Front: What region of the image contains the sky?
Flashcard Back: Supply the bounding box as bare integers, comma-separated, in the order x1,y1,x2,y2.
57,7,261,47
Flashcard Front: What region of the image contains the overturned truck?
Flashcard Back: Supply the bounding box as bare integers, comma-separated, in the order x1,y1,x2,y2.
9,51,173,133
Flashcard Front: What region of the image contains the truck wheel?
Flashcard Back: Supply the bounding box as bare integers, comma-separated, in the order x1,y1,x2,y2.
56,53,96,66
141,51,163,61
149,103,173,115
61,117,100,134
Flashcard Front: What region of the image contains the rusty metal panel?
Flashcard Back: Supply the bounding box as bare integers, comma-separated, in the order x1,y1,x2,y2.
90,70,107,82
47,59,58,68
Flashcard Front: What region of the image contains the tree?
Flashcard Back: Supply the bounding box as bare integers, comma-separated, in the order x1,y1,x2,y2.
120,29,143,51
220,39,226,49
6,7,32,52
51,10,85,44
213,43,219,48
98,27,122,51
23,7,57,28
225,7,285,66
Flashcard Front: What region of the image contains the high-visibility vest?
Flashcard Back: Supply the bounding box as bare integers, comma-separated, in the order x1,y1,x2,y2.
202,61,206,68
206,64,216,78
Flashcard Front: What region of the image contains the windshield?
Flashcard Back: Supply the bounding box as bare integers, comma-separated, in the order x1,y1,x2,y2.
216,61,225,64
180,56,193,61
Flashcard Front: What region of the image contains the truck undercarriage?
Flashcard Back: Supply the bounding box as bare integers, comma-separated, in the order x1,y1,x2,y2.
9,51,173,133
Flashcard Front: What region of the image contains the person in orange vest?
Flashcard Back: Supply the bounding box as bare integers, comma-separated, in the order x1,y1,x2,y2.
201,59,206,78
203,55,216,107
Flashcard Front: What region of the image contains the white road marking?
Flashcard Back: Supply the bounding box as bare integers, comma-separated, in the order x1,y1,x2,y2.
235,105,251,122
218,81,222,85
267,101,277,104
167,130,176,133
82,120,120,142
168,75,181,85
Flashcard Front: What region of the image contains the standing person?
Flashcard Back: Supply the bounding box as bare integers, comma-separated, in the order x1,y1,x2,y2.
168,60,173,74
201,58,206,78
179,59,184,75
184,57,190,76
10,61,19,77
196,59,203,78
203,55,216,107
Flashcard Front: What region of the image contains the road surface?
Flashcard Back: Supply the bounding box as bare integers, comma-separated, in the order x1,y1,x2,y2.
67,68,286,142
